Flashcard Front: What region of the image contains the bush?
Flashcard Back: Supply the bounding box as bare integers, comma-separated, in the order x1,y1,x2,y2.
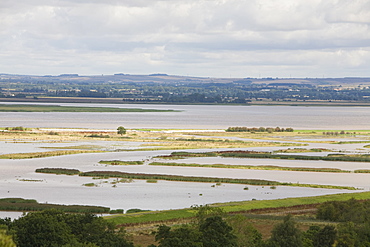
126,209,150,214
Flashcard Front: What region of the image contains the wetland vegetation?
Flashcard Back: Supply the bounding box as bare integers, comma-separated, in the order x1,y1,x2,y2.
0,150,104,159
35,168,358,190
0,198,111,214
158,150,370,163
99,160,144,166
2,125,370,246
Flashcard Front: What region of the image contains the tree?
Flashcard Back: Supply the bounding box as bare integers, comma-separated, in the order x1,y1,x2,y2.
153,224,202,247
313,225,336,247
226,215,263,247
152,216,237,247
302,225,320,247
117,126,127,135
192,204,225,225
199,216,237,247
302,225,336,247
10,209,133,247
0,229,16,247
267,215,302,247
336,222,357,247
12,210,74,247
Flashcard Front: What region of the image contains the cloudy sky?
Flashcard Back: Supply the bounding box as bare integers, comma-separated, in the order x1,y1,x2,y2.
1,0,370,78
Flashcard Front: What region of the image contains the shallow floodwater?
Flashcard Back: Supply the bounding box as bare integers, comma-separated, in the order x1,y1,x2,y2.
1,103,370,217
0,149,369,216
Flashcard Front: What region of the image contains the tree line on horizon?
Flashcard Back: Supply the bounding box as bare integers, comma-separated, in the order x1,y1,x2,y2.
2,79,370,103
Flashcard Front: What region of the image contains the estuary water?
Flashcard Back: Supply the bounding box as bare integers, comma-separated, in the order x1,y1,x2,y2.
1,102,370,129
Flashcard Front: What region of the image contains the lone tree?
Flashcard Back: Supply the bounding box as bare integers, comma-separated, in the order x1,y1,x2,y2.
117,126,126,135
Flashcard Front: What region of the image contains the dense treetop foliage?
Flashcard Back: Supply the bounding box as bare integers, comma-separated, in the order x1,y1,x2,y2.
317,198,370,223
0,209,133,247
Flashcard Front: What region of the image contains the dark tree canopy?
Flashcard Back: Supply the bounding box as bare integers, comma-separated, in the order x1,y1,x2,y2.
10,209,133,247
267,215,302,247
117,126,127,135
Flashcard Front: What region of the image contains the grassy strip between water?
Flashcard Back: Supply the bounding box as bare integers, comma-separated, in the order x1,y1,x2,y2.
334,141,370,144
0,150,105,159
106,191,370,225
79,171,281,186
99,160,144,166
159,151,370,163
220,151,370,162
273,148,332,153
0,104,176,112
148,162,350,173
35,168,80,175
35,168,357,190
0,198,111,214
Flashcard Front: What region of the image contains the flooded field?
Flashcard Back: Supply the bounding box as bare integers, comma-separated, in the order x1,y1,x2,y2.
1,103,370,217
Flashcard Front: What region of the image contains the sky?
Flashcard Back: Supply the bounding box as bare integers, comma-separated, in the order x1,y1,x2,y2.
1,0,370,78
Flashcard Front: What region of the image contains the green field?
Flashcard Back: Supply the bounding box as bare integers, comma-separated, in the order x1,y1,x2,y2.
105,191,370,225
0,104,176,112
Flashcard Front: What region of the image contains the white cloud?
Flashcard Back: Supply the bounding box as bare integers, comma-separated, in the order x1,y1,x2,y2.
0,0,369,77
